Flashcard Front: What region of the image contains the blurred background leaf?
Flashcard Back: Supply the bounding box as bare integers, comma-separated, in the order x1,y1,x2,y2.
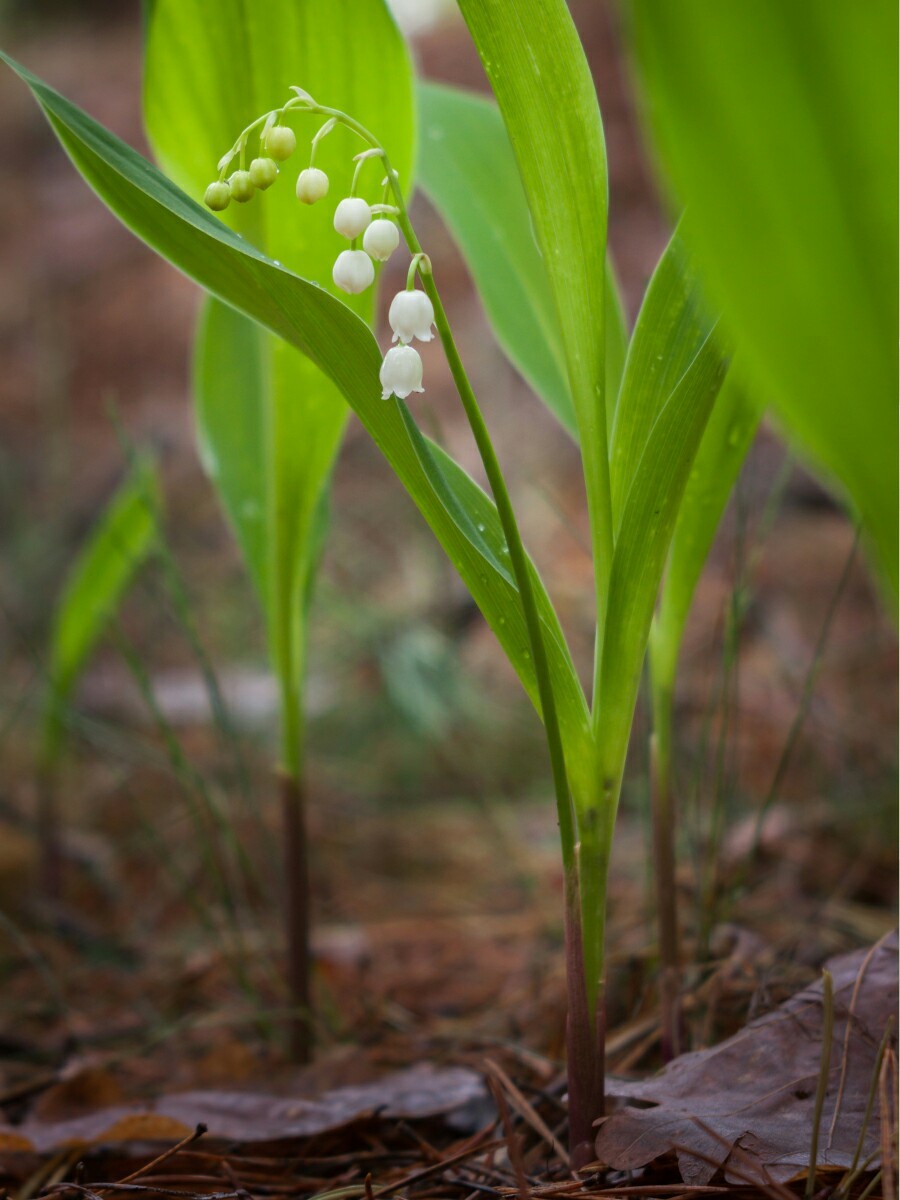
144,0,416,774
418,82,628,439
625,0,898,594
42,455,158,765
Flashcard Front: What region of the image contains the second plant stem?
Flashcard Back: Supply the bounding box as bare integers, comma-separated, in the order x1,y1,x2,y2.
392,204,606,1158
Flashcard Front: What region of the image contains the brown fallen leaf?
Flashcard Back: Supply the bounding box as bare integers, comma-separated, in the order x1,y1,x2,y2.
595,932,897,1186
0,1064,488,1153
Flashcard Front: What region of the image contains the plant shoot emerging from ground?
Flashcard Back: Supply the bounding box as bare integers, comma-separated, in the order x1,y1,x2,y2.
199,81,726,1161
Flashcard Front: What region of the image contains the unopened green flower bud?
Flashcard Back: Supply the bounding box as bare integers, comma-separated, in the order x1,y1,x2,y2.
204,181,231,212
249,157,278,190
296,167,330,205
266,125,297,161
229,170,255,203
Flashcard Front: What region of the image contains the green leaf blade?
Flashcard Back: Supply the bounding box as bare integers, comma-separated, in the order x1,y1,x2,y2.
4,51,592,777
610,228,714,523
43,458,159,763
143,0,415,770
650,375,761,697
627,0,899,591
194,297,268,601
417,81,574,434
597,330,728,792
417,80,629,440
455,0,614,616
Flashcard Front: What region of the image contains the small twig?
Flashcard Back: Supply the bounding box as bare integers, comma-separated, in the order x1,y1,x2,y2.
368,1133,504,1199
397,1120,444,1164
487,1072,530,1200
807,970,834,1199
828,933,888,1145
682,1117,796,1200
880,1048,897,1200
835,1016,894,1198
858,1169,884,1200
484,1059,570,1169
116,1124,208,1186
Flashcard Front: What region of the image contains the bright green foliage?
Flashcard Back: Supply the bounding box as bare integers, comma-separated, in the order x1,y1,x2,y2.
597,319,728,792
650,375,761,720
42,457,159,764
609,230,713,522
417,82,628,438
455,0,614,633
143,0,415,774
193,299,267,598
626,0,899,593
0,51,593,776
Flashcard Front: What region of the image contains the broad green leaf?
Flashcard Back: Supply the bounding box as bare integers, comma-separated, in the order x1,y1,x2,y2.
3,52,592,782
650,375,761,698
610,228,713,522
417,81,628,437
144,0,415,770
456,0,614,600
42,457,159,763
596,331,728,794
626,0,898,592
193,297,267,598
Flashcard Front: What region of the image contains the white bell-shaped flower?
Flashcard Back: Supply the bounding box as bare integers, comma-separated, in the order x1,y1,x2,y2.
380,345,424,400
333,197,372,239
389,289,435,344
333,249,375,294
362,218,400,262
296,167,329,204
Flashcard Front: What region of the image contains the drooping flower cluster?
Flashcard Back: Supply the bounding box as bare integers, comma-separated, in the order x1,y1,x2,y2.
203,91,435,401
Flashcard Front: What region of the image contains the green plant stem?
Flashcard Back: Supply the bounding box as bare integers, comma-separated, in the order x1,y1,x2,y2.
280,768,312,1063
394,215,610,1154
288,99,604,1143
274,609,312,1062
650,709,681,1062
413,266,576,871
388,171,602,1148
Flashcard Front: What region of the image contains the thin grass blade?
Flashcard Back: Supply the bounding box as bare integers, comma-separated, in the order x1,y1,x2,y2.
42,456,159,763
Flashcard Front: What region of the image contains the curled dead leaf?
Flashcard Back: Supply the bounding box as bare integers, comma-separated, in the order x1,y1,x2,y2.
596,932,897,1186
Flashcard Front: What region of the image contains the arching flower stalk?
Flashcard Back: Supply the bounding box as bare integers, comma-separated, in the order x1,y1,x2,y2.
204,90,582,1152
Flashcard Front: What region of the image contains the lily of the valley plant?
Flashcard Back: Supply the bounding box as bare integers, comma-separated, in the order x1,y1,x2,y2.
14,0,893,1162
1,0,733,1159
187,55,731,1160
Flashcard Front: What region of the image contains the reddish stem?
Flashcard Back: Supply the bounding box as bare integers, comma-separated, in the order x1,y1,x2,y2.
564,874,605,1166
280,771,312,1062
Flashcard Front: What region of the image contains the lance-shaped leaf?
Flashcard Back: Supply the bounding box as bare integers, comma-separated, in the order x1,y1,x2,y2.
626,0,898,593
2,51,593,780
193,298,267,599
417,81,627,439
144,0,415,769
456,0,613,613
609,228,713,523
649,374,761,703
42,457,159,764
596,332,728,795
